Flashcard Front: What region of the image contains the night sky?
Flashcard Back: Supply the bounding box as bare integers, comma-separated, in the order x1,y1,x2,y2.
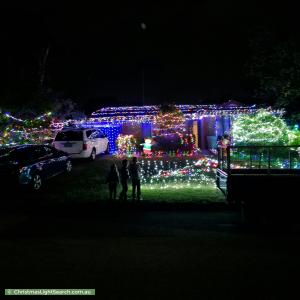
0,1,298,110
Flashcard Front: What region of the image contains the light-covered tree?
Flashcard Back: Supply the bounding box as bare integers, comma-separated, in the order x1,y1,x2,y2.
232,109,298,146
154,104,185,134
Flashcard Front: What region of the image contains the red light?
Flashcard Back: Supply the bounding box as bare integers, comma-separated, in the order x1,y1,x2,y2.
83,143,88,150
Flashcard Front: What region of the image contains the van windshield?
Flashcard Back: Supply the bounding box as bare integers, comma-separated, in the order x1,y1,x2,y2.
55,131,83,141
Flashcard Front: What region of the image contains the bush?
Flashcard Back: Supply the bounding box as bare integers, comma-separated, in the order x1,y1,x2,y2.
232,109,295,146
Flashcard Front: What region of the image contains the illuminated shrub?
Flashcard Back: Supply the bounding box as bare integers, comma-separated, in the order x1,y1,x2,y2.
116,134,137,156
232,109,295,146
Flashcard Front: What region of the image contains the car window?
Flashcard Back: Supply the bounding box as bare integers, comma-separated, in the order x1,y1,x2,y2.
55,131,83,141
44,146,55,156
0,147,14,158
97,131,106,138
10,147,38,162
32,147,47,159
89,130,105,139
86,130,93,138
89,130,100,139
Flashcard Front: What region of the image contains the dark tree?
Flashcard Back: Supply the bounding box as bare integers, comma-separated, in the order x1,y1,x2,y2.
247,29,300,120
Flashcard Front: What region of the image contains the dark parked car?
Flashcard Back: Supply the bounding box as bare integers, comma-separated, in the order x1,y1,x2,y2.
0,144,72,191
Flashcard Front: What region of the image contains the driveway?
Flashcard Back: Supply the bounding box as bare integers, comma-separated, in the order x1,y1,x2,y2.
0,205,300,300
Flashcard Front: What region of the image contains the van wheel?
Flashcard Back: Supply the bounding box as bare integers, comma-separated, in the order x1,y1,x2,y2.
105,143,110,154
90,148,96,161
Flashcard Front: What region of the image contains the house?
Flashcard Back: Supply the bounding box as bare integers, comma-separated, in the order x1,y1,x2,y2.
84,101,266,152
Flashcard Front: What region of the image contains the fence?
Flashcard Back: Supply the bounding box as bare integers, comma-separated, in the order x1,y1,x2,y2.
218,145,300,173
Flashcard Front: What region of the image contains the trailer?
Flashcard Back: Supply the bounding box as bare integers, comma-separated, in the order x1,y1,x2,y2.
216,145,300,223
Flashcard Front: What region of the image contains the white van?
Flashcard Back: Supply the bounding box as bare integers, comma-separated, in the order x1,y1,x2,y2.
53,128,109,160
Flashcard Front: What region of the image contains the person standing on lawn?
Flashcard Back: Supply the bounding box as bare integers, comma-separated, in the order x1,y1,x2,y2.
119,159,129,201
106,163,120,201
129,157,141,202
222,133,230,147
221,134,230,157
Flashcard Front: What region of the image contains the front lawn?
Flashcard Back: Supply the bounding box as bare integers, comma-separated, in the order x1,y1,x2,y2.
34,155,225,204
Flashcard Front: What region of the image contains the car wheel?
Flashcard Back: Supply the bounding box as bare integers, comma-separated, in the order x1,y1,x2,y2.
31,173,42,191
105,143,110,154
66,160,72,173
90,148,96,161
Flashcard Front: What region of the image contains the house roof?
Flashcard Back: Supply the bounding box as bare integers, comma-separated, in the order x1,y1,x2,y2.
91,104,206,118
90,101,260,122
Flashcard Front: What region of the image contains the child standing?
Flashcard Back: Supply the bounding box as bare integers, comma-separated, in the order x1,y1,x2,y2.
106,164,120,201
129,157,141,202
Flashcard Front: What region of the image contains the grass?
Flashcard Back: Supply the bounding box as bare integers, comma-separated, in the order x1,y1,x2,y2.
30,155,225,205
142,186,224,203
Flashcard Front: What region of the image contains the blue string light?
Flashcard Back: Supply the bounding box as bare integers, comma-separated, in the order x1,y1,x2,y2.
79,122,122,153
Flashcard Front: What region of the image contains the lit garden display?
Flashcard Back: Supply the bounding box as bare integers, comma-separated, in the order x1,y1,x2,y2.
116,134,137,156
154,104,185,133
139,156,218,189
1,103,294,165
142,138,152,155
229,109,300,170
146,104,196,156
148,133,196,156
0,112,53,146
